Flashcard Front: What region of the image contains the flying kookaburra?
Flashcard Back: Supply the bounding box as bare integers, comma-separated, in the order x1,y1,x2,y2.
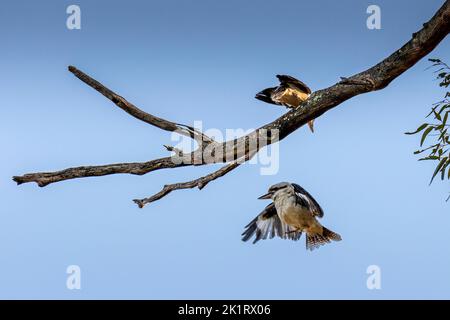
255,75,315,132
242,182,341,250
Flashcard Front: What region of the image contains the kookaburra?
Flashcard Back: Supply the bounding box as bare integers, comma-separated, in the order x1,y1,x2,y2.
255,75,315,132
242,182,341,250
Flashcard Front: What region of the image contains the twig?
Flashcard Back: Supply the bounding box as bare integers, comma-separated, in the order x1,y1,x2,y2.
133,161,241,207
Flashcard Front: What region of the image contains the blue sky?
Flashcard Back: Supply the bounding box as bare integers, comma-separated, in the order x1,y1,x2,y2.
1,0,450,299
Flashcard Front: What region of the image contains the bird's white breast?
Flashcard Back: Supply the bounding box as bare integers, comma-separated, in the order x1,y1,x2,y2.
274,193,316,231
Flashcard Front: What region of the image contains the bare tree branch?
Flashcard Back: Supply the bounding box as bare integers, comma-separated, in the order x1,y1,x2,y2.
12,157,187,187
68,66,215,146
13,1,450,205
133,161,241,208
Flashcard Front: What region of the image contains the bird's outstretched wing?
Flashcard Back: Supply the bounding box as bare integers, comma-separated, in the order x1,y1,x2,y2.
292,183,324,218
276,74,311,94
241,203,302,243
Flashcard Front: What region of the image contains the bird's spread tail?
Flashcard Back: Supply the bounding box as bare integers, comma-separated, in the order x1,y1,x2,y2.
306,227,341,251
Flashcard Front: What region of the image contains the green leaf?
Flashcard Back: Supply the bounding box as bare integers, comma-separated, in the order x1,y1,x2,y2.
443,112,449,126
433,109,442,121
442,160,450,181
405,123,428,135
430,157,447,184
438,104,450,114
419,156,439,161
438,128,448,141
421,127,433,146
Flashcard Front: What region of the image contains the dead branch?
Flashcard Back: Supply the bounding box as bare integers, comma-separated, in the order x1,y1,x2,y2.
68,66,215,146
12,157,187,187
133,161,241,208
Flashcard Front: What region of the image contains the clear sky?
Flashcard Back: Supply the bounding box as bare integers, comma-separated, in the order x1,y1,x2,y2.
1,0,450,299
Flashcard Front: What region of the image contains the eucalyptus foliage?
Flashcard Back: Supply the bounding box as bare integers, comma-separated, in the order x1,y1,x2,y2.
406,59,450,197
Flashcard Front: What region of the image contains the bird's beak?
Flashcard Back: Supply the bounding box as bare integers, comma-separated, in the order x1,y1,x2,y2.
255,92,265,99
258,192,272,200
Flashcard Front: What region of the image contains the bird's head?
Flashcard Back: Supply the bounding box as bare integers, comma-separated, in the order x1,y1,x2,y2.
255,87,276,105
258,182,292,200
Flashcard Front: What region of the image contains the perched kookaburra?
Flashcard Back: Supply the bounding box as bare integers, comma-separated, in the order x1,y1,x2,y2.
242,182,341,250
255,75,315,132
